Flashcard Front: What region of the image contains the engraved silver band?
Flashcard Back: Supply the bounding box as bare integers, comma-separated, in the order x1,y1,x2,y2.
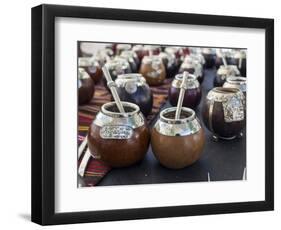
206,87,245,123
154,107,201,136
94,101,145,129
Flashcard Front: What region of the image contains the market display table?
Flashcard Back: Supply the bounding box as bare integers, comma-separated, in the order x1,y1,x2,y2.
79,69,246,187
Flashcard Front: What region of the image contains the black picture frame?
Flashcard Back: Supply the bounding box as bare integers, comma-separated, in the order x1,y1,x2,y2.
31,4,274,225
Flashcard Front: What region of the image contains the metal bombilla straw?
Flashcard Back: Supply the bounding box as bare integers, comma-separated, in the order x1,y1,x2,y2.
175,71,189,119
238,50,243,69
220,49,228,67
102,66,125,114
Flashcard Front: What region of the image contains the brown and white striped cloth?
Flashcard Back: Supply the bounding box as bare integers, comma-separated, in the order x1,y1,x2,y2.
78,79,172,186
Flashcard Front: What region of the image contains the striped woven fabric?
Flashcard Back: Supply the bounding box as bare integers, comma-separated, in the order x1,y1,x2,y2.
78,79,172,186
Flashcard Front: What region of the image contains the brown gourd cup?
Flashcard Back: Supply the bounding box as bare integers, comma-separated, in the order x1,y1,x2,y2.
88,101,150,168
151,107,205,169
202,87,246,140
78,68,95,105
139,55,166,86
214,65,240,87
78,57,103,84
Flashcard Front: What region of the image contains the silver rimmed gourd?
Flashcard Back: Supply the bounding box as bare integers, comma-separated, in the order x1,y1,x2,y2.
215,49,234,69
151,107,205,169
115,44,132,55
164,46,182,67
120,50,140,72
214,65,240,87
139,55,166,86
78,68,95,105
78,42,96,57
115,73,153,117
202,87,246,140
202,48,216,69
168,73,201,109
158,52,178,78
78,57,103,83
232,50,247,77
143,45,161,56
88,102,150,167
103,58,131,88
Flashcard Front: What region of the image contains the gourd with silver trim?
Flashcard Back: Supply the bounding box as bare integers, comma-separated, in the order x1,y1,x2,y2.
202,48,216,69
139,55,166,86
178,59,204,83
78,42,96,57
120,50,140,72
115,44,132,55
215,49,235,69
164,46,182,67
214,65,240,87
143,45,161,56
202,87,246,140
78,68,95,105
158,52,178,78
103,58,132,88
132,45,146,61
231,50,247,77
78,57,103,83
115,74,153,117
168,74,201,109
88,102,150,168
151,107,205,169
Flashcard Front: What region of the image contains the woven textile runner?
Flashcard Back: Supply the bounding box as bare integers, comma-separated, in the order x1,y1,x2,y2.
78,79,171,186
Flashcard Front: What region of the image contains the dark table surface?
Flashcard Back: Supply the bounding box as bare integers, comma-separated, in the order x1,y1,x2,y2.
92,68,246,186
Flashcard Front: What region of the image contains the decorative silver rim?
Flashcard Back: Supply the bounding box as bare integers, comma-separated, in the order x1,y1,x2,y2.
226,76,246,85
116,73,144,82
142,55,162,65
160,107,195,124
172,74,199,89
154,107,201,136
101,101,140,118
207,87,243,102
94,101,145,129
115,74,147,91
